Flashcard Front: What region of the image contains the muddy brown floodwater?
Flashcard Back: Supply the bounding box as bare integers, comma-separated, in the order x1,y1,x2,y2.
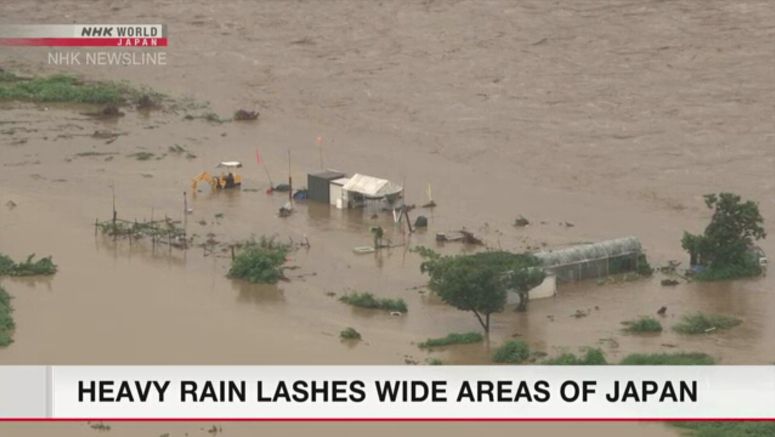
1,0,774,436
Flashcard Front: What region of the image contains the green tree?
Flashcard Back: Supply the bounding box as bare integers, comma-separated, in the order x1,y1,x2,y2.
681,193,766,280
227,237,290,284
416,248,545,333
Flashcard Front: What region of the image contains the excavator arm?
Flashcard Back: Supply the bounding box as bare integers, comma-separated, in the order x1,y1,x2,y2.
192,171,217,192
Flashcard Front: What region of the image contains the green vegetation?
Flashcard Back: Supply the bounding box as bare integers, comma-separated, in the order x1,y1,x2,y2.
97,218,185,242
543,348,607,365
622,316,663,333
492,340,530,364
127,151,155,161
168,144,197,159
0,286,14,347
0,253,57,276
0,72,147,105
682,193,766,281
168,144,186,153
636,253,654,276
74,151,118,157
339,327,361,341
227,237,291,284
673,421,775,437
620,352,715,365
426,358,443,365
339,292,407,313
418,332,483,349
673,312,741,334
416,247,545,333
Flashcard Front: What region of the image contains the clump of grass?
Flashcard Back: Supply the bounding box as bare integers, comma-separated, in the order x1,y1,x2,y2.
74,151,118,157
427,358,443,365
339,292,407,313
418,332,483,349
622,316,663,333
89,422,111,431
0,253,57,276
543,348,607,365
204,112,229,123
166,144,198,160
127,151,155,161
168,144,186,153
0,72,135,105
339,327,361,341
227,237,291,284
492,340,530,364
0,286,15,347
673,312,741,334
620,352,715,365
673,421,775,437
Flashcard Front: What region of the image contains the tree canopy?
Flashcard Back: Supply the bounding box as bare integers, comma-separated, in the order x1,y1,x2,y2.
416,248,545,333
681,193,766,280
227,237,291,284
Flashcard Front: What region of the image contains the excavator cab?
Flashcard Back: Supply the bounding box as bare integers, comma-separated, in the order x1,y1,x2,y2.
192,161,243,192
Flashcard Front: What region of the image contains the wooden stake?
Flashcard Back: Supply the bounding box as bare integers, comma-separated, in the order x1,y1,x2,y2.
183,191,188,243
288,150,293,203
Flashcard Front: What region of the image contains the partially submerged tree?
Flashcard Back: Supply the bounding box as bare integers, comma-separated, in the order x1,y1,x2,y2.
227,237,291,284
416,248,545,333
681,193,766,280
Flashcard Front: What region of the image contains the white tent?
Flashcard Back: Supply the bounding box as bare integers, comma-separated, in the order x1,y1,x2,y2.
342,173,403,198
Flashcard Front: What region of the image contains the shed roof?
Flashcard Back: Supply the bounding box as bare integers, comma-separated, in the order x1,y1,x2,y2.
342,173,403,197
309,170,346,180
534,236,642,268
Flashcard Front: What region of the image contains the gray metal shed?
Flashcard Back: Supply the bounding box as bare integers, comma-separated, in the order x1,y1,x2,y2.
307,170,346,203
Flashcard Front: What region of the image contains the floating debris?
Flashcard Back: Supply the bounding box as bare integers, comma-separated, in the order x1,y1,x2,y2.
435,230,483,245
92,129,121,140
279,202,293,217
233,109,259,121
513,215,530,227
572,309,588,319
136,94,159,110
84,105,124,118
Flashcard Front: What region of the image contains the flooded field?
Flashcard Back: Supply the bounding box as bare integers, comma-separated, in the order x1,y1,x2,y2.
1,0,774,435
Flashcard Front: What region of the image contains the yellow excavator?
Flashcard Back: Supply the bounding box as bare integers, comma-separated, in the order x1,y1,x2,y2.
192,161,243,192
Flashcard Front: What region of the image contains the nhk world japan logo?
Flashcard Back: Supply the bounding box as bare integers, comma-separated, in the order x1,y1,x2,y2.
0,24,167,47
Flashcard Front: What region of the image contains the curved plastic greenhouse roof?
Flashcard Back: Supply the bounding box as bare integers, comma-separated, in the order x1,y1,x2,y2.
534,237,641,268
